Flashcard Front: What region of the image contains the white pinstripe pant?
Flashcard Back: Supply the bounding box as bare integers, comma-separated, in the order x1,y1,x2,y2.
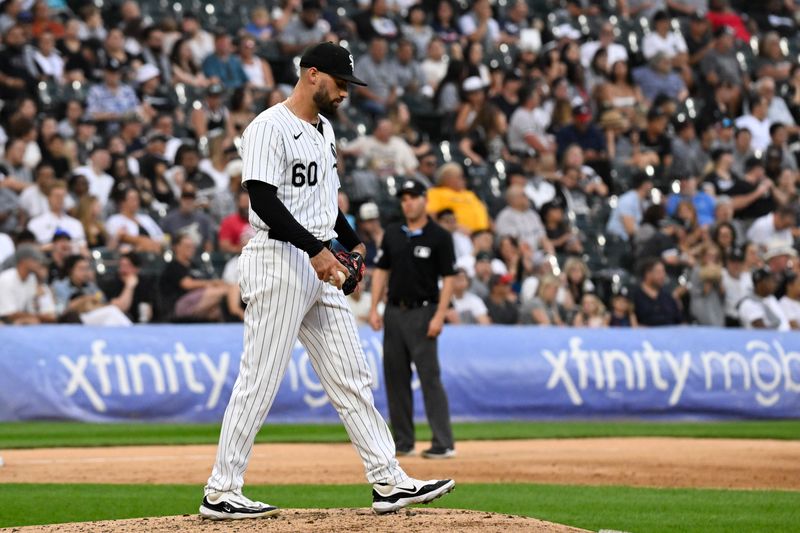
206,234,408,494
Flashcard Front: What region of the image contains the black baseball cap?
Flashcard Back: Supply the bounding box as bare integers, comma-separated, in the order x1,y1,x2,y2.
648,106,667,121
105,58,122,72
752,267,774,285
652,10,669,23
207,83,225,96
711,147,732,161
632,171,653,189
299,42,367,86
714,25,735,38
727,246,745,262
147,131,168,144
396,178,427,197
745,156,764,172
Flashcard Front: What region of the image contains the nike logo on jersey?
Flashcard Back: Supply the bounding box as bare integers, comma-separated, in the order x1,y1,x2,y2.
294,132,302,139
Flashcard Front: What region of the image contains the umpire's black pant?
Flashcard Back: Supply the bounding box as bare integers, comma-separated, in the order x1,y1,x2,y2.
382,303,454,452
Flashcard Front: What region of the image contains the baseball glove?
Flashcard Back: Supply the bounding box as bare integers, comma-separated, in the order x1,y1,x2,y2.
334,251,366,296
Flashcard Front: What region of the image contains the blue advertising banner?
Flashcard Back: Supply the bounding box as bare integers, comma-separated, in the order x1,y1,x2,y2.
1,325,799,422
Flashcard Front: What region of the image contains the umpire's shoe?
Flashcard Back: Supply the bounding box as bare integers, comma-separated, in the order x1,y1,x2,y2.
372,477,455,514
199,491,280,520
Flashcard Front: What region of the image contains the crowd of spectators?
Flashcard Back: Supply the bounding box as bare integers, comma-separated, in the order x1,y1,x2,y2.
1,0,800,331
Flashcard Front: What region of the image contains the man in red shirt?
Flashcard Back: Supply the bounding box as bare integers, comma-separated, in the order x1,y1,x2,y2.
218,188,253,254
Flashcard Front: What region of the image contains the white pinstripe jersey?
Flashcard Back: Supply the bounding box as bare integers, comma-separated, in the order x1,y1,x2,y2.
240,103,340,241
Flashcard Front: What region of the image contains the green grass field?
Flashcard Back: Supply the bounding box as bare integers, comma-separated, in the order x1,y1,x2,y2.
2,420,799,449
2,420,798,531
1,482,798,532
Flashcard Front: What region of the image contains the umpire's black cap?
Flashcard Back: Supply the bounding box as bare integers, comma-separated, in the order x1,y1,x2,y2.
300,42,368,86
396,178,427,198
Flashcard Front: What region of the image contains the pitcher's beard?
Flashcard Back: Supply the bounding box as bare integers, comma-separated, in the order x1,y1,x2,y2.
313,88,341,116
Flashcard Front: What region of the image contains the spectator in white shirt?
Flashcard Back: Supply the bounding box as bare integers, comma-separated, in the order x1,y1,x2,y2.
746,206,797,248
105,187,165,253
0,231,14,265
508,82,554,156
642,11,688,64
19,162,75,218
32,30,64,84
339,118,418,177
73,146,114,208
27,181,86,248
420,37,448,90
721,247,752,327
0,244,56,324
181,13,214,67
446,268,491,324
735,96,772,152
581,22,628,69
494,184,554,259
506,158,555,212
757,77,796,129
739,267,790,330
780,271,800,330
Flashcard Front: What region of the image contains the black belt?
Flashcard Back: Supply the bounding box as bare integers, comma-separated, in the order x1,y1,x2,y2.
389,299,433,310
268,231,332,250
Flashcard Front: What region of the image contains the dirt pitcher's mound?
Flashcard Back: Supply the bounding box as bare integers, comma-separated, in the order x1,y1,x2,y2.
8,509,590,533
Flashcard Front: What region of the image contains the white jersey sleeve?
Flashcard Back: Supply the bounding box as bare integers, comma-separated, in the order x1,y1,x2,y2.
241,117,287,188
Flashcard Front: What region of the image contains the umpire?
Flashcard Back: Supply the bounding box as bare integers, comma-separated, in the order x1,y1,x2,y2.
369,178,457,459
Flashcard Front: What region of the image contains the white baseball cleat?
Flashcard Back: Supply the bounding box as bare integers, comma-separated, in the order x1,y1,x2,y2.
199,491,280,520
372,478,455,514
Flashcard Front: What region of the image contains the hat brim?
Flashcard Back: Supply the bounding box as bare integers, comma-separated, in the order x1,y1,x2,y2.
765,248,798,260
330,72,368,87
396,191,423,198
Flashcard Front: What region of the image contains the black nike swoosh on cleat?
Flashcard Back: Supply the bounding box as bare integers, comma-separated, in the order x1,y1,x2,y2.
373,480,452,504
294,132,302,139
202,497,275,514
392,484,418,494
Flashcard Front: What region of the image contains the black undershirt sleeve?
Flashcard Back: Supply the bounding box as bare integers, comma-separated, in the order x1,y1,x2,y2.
247,181,325,257
333,209,362,251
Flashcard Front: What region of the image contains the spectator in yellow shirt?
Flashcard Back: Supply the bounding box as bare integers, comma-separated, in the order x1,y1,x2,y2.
426,163,490,232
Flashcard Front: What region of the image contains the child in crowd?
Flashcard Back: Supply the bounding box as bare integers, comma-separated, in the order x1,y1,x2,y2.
609,290,638,327
573,293,609,327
